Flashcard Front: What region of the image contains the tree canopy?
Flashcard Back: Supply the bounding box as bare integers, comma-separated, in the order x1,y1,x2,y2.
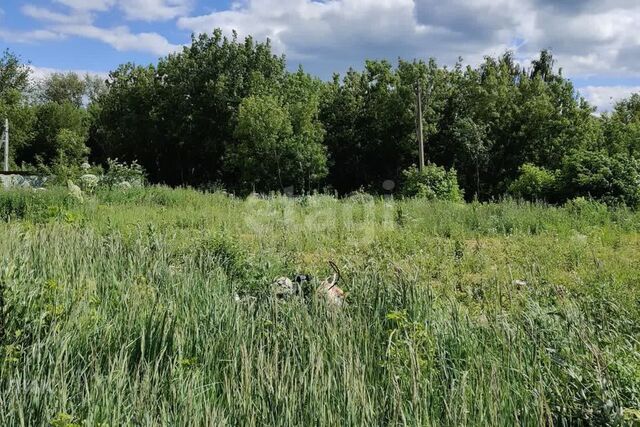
2,33,640,205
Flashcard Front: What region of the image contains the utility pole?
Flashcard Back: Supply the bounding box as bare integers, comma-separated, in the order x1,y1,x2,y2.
415,80,425,171
2,118,8,172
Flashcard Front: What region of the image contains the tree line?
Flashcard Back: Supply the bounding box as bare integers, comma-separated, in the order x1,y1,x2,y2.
1,29,639,204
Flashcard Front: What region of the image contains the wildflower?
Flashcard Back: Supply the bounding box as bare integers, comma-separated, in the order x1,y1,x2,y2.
79,174,99,193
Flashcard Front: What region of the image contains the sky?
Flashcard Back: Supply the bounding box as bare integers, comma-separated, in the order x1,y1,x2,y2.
1,0,640,111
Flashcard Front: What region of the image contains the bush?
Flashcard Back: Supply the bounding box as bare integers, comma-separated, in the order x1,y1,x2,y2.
509,163,557,202
400,164,463,201
557,151,640,208
37,160,103,187
54,129,89,166
102,158,146,189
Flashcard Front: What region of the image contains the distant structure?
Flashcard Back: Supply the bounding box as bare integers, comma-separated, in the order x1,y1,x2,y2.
0,119,48,189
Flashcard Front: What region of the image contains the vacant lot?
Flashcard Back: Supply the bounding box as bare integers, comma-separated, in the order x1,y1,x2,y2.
0,188,639,425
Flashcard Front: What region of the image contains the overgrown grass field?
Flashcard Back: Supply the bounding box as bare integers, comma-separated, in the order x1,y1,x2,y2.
1,188,639,425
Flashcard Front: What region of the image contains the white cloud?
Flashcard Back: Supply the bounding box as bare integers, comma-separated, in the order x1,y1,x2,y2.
119,0,192,21
178,0,445,74
29,65,108,81
522,4,640,76
177,0,640,80
0,29,65,43
580,86,640,112
52,0,116,13
10,0,640,104
19,2,184,56
49,0,192,21
22,4,92,24
53,24,181,55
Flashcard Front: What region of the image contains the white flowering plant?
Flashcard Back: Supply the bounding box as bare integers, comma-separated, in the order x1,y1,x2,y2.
102,158,147,189
79,174,100,193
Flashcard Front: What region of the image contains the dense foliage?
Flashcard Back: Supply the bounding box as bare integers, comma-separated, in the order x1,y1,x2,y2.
508,163,557,202
400,164,463,201
2,31,640,205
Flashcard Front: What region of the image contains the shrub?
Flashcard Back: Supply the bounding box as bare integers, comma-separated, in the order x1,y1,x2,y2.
400,164,463,201
557,151,640,208
102,158,146,189
508,163,557,202
54,129,89,166
37,160,102,187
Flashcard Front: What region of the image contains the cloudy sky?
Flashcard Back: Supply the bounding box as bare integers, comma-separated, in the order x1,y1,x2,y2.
1,0,639,111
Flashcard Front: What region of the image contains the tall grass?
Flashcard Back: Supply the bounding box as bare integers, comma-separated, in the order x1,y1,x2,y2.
0,188,639,425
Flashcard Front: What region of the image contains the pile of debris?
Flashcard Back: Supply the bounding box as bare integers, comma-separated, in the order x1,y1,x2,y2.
0,174,48,189
235,262,346,307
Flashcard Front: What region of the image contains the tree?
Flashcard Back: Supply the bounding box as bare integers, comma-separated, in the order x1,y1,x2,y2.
0,50,33,168
427,51,597,198
87,35,606,197
88,63,160,179
320,60,418,194
38,72,87,107
601,94,640,156
530,49,555,82
0,50,30,101
227,94,327,194
508,164,557,202
91,30,289,188
152,30,287,187
557,150,640,207
452,117,491,198
84,74,107,104
18,102,88,167
280,68,328,193
54,128,89,165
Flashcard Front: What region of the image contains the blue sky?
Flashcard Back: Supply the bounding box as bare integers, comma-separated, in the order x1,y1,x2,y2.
1,0,640,111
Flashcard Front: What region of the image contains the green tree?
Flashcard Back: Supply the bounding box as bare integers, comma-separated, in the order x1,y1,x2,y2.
88,63,159,179
228,94,327,194
429,51,597,198
84,74,107,104
0,50,33,168
18,102,88,167
452,117,491,198
54,128,89,165
152,30,286,187
91,30,289,188
508,163,557,202
38,72,87,107
320,59,418,193
0,50,30,101
600,94,640,156
557,150,640,207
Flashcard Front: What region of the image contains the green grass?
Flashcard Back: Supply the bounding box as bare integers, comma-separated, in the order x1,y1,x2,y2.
1,187,639,425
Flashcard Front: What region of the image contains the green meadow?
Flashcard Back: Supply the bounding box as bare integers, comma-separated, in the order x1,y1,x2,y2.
1,187,639,425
